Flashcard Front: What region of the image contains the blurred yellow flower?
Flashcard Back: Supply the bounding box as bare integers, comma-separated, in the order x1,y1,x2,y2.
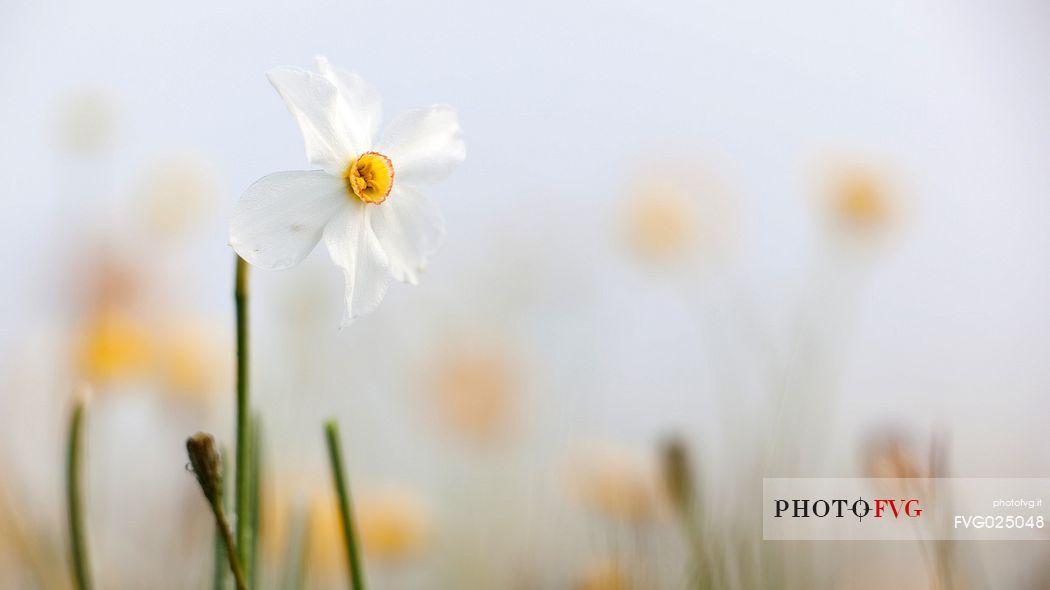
830,168,892,229
75,309,152,386
817,160,900,239
260,483,343,578
306,490,344,573
430,348,519,444
576,559,630,590
564,444,668,523
74,306,228,401
626,188,697,261
621,159,736,267
354,485,430,563
264,481,430,575
154,320,230,402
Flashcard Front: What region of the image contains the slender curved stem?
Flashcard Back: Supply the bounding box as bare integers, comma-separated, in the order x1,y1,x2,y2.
234,255,252,579
188,433,247,590
66,396,92,590
249,415,263,589
213,493,248,590
212,447,230,590
324,420,366,590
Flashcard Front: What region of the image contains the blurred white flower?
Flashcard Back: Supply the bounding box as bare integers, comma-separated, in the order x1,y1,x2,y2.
354,484,431,564
54,90,117,155
262,478,430,578
230,56,465,324
563,443,669,524
136,155,222,238
620,157,737,270
812,158,901,243
427,344,520,445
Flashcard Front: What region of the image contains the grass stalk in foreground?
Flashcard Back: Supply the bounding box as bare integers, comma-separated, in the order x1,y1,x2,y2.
234,255,253,577
324,420,367,590
249,414,263,589
66,392,93,590
188,433,248,590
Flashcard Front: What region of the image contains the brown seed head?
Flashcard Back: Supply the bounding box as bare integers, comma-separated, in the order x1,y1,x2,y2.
186,432,223,506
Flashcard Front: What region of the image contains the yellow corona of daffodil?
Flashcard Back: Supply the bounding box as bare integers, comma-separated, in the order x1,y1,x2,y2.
230,56,465,324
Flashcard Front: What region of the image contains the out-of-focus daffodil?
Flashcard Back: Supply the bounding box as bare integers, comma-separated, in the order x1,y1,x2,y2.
430,349,519,444
154,320,230,402
275,482,429,572
626,188,697,261
75,309,152,386
55,90,117,155
137,156,222,237
354,485,430,564
576,559,630,590
260,484,344,580
306,490,344,574
74,306,229,402
824,165,895,234
230,56,465,324
564,444,668,524
622,161,736,267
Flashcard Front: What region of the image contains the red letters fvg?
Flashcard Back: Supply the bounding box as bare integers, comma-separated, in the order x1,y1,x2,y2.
873,499,922,518
773,498,921,519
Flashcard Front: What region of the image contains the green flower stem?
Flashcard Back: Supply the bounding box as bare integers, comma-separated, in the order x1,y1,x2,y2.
249,414,263,589
234,255,253,579
66,395,92,590
324,420,367,590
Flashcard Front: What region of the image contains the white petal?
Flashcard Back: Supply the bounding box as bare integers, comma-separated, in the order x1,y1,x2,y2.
267,66,356,174
230,171,347,270
371,185,446,285
323,202,391,324
314,56,382,149
375,105,465,185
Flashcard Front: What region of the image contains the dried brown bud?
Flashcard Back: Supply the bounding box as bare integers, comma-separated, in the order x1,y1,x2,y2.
186,432,223,506
661,437,696,515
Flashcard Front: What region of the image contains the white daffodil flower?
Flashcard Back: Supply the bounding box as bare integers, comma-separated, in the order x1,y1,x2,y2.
230,56,465,324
